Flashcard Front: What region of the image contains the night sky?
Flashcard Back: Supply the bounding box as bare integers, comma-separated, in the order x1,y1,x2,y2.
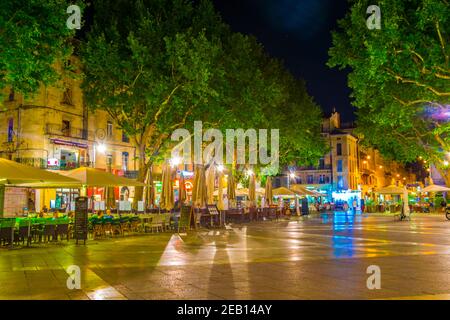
212,0,355,121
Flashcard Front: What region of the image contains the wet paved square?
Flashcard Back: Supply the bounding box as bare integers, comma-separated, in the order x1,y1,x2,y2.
1,212,450,300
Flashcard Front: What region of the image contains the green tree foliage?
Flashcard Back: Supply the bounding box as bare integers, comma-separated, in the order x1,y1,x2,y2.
328,0,449,183
0,0,80,97
81,0,325,203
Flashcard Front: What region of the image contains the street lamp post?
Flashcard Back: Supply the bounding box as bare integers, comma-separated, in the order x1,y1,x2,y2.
288,172,296,189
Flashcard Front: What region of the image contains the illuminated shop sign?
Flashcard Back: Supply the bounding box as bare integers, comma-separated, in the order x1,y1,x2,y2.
47,158,60,167
50,138,88,149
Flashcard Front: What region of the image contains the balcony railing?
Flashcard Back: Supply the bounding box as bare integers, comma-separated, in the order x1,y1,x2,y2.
298,164,332,171
123,171,139,179
14,157,47,169
45,123,94,140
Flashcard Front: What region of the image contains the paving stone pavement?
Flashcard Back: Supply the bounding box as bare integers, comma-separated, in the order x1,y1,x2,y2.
1,212,450,300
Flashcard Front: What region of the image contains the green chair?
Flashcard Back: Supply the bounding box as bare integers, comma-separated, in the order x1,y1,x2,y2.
0,218,15,245
16,219,32,246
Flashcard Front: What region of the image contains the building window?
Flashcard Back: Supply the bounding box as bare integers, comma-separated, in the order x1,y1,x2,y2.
307,175,314,184
337,159,343,172
62,87,73,105
7,118,14,142
325,176,330,184
319,175,325,184
62,120,71,137
122,131,130,143
319,157,325,169
122,152,129,172
106,154,113,168
337,175,344,189
107,121,113,139
8,88,14,101
336,143,342,156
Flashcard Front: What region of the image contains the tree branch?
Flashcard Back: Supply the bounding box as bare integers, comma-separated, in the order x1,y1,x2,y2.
392,95,430,107
386,68,450,97
436,21,448,66
154,84,182,122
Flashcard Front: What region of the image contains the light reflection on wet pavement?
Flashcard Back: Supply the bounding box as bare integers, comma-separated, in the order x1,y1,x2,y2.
1,213,450,300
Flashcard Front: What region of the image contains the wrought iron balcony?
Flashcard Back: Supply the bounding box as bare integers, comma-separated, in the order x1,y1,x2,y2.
45,123,94,140
123,170,139,179
298,164,332,171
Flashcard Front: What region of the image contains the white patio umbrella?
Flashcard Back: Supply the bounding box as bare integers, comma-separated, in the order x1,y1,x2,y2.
160,164,174,211
206,165,215,204
272,187,296,196
375,185,404,194
265,176,273,206
403,187,410,217
217,171,224,210
421,184,450,193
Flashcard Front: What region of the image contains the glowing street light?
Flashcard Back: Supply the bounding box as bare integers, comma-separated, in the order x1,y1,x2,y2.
444,160,449,166
170,156,181,167
97,143,107,154
217,164,224,172
246,169,254,176
289,172,296,179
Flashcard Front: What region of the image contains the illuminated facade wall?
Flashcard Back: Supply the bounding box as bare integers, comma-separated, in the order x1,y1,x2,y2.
0,59,139,214
0,58,137,173
294,111,415,196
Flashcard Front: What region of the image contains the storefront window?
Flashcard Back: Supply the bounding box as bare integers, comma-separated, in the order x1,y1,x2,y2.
319,175,325,184
60,149,78,169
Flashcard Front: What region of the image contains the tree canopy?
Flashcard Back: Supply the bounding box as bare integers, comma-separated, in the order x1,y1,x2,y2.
0,0,80,98
328,0,449,182
81,0,325,202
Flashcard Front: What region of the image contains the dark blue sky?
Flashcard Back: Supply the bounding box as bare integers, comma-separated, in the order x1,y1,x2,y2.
212,0,355,121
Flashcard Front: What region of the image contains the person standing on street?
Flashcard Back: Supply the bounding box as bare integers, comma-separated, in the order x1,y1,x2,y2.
352,198,357,214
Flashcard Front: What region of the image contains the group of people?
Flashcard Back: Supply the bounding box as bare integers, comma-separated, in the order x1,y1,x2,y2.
342,198,359,213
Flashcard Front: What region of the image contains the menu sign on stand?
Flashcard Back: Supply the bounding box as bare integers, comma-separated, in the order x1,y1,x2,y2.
75,197,88,245
207,204,223,227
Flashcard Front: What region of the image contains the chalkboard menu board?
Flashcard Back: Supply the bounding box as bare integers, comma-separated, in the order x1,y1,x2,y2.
178,205,192,232
74,197,88,244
